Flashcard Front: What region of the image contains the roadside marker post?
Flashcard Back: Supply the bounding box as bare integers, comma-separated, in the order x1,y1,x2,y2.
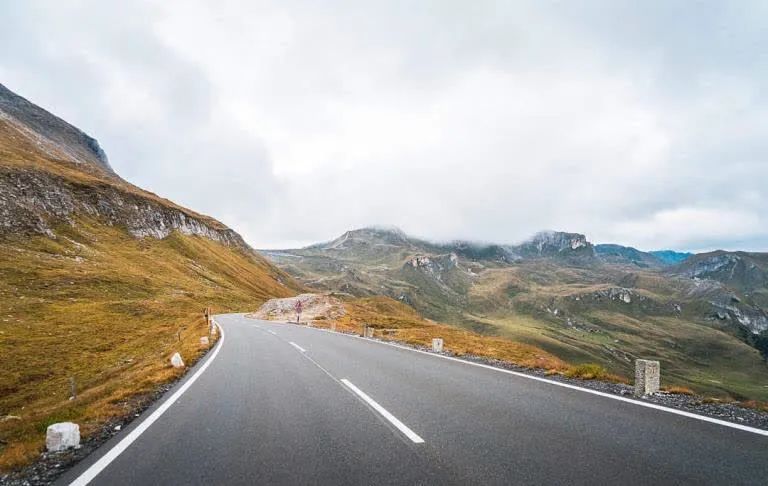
432,338,444,353
635,359,660,396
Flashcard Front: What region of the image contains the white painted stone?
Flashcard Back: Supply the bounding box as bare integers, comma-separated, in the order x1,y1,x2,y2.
170,352,185,368
432,338,444,353
364,327,374,338
46,422,80,452
200,336,210,346
210,324,218,336
634,359,660,396
330,322,337,332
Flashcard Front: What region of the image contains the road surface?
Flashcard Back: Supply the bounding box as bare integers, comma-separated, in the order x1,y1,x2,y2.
57,314,768,485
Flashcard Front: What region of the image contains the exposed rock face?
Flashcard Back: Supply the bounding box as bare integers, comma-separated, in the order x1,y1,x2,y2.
449,241,519,263
0,168,248,247
0,83,114,175
0,83,252,251
709,298,768,334
251,293,346,322
514,231,594,258
405,253,459,280
676,252,768,291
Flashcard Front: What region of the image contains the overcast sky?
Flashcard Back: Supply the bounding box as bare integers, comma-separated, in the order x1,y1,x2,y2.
1,1,767,251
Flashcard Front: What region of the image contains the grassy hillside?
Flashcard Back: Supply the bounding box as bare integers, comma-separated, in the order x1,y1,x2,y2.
265,228,768,402
0,219,298,471
0,84,310,473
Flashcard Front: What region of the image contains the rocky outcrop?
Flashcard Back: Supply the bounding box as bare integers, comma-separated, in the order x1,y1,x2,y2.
0,83,251,250
0,168,249,248
674,251,768,292
404,253,459,280
251,293,346,322
709,298,768,334
512,231,595,260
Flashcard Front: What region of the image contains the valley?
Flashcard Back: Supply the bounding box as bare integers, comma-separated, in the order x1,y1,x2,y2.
263,227,768,401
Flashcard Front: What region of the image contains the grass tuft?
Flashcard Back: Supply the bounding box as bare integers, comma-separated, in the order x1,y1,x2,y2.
564,363,610,381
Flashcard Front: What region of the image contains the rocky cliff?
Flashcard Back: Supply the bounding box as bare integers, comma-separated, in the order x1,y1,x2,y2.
0,83,250,250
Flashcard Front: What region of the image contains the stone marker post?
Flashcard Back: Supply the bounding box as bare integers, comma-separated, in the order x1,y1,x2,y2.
364,326,374,338
46,422,80,452
634,359,660,396
330,322,337,332
432,338,444,353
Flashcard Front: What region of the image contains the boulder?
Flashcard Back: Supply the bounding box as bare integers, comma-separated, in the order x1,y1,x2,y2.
200,336,210,347
170,352,185,368
46,422,80,452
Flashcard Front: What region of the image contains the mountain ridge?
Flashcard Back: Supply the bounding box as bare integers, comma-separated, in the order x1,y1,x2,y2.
263,226,768,401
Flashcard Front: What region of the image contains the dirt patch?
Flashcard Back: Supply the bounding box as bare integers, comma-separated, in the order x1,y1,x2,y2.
249,293,345,323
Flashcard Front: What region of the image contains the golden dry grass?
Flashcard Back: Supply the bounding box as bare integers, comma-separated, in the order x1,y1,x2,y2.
306,296,570,372
0,219,299,472
663,385,696,396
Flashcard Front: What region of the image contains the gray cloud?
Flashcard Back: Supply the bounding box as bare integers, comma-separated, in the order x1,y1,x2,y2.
1,1,767,251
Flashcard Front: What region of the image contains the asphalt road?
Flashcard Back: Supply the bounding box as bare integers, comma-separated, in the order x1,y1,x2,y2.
57,313,768,485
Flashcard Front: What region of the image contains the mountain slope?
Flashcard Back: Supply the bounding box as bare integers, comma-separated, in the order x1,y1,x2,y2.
595,244,664,268
651,250,693,265
264,227,768,401
0,83,300,471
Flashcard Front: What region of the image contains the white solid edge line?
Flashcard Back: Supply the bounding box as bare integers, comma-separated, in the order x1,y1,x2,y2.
341,379,425,444
300,325,768,438
289,341,306,353
68,320,227,486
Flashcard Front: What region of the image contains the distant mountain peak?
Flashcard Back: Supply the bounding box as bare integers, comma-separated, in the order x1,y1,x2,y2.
307,226,411,251
514,230,594,259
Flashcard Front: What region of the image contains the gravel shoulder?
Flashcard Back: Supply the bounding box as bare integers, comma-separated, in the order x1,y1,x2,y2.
382,335,768,431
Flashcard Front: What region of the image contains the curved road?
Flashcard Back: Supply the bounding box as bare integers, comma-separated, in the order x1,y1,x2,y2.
57,313,768,485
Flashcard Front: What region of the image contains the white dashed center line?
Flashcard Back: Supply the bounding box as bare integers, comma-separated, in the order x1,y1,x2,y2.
289,342,306,353
341,379,425,444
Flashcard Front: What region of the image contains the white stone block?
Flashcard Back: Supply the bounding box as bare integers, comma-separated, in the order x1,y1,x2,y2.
364,327,374,338
200,336,209,346
46,422,80,452
634,359,660,396
330,322,337,332
432,338,444,353
170,352,185,368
